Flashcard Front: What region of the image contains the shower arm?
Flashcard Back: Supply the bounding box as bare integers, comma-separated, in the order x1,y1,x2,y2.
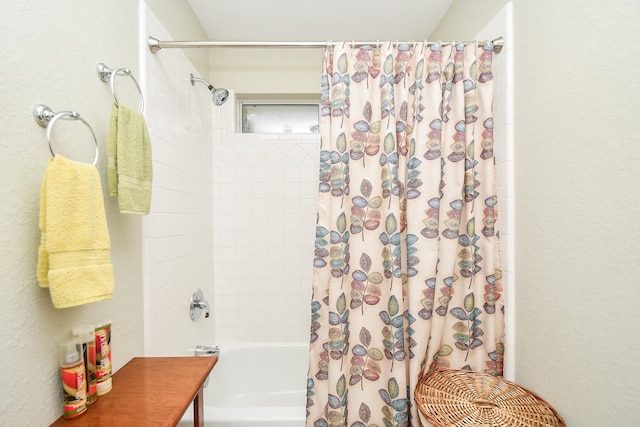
190,74,213,90
190,75,211,90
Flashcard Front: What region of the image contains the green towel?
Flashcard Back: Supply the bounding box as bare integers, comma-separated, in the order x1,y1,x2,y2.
107,103,153,214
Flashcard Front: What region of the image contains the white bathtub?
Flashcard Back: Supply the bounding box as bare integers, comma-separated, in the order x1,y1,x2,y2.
178,343,308,427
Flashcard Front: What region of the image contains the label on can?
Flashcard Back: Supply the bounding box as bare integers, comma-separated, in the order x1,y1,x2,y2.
61,362,87,418
95,324,112,382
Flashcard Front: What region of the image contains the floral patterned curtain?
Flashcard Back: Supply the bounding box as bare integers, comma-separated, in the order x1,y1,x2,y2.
307,41,504,427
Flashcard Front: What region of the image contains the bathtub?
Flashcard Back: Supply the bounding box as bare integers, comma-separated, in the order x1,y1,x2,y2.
178,343,308,427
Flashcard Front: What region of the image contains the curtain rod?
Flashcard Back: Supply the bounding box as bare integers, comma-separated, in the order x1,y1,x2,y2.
147,36,504,54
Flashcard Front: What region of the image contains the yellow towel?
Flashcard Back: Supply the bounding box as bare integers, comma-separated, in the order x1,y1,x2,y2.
107,102,153,214
37,155,115,308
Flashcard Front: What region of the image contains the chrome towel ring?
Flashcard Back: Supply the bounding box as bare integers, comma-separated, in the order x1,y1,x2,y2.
96,62,144,113
33,104,99,166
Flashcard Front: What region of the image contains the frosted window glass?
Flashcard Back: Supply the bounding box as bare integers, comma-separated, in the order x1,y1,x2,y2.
241,103,319,133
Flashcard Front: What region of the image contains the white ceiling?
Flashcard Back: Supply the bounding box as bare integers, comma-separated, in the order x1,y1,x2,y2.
187,0,454,42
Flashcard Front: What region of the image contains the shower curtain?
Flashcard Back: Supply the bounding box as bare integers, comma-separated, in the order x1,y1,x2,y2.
307,41,504,427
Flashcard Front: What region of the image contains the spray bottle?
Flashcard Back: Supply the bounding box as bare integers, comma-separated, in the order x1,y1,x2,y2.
59,340,87,418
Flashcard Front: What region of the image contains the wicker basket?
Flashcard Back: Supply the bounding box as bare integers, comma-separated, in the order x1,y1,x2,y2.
414,368,566,427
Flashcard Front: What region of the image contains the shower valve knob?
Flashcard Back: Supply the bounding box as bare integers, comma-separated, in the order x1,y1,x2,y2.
190,288,210,321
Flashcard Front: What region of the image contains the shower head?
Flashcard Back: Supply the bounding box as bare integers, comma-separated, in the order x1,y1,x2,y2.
189,73,229,106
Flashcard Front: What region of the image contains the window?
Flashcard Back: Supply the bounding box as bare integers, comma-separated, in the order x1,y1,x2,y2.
239,99,319,134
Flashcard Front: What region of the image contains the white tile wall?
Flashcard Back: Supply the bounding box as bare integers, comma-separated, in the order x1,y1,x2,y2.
211,96,318,344
476,2,515,380
140,5,215,356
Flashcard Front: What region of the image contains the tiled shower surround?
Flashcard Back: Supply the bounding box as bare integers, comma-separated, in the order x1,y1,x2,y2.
141,4,513,366
141,6,215,356
210,100,319,343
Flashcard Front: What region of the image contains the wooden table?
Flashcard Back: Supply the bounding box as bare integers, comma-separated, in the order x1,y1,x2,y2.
51,356,218,427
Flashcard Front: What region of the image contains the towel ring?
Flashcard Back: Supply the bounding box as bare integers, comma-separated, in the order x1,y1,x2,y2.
33,104,99,166
96,63,144,113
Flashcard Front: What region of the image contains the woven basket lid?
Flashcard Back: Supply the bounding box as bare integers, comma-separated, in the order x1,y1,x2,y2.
414,368,566,427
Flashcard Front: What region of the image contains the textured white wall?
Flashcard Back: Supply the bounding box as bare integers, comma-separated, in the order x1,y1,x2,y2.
141,5,215,356
0,2,143,425
514,1,640,425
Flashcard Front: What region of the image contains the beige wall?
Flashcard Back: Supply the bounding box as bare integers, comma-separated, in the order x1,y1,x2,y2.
210,47,322,95
144,1,319,96
514,1,639,425
429,0,508,40
145,0,321,95
145,0,210,76
435,0,640,425
0,2,143,424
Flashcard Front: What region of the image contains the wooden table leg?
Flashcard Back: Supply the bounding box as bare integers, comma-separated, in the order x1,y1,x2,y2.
193,387,204,427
